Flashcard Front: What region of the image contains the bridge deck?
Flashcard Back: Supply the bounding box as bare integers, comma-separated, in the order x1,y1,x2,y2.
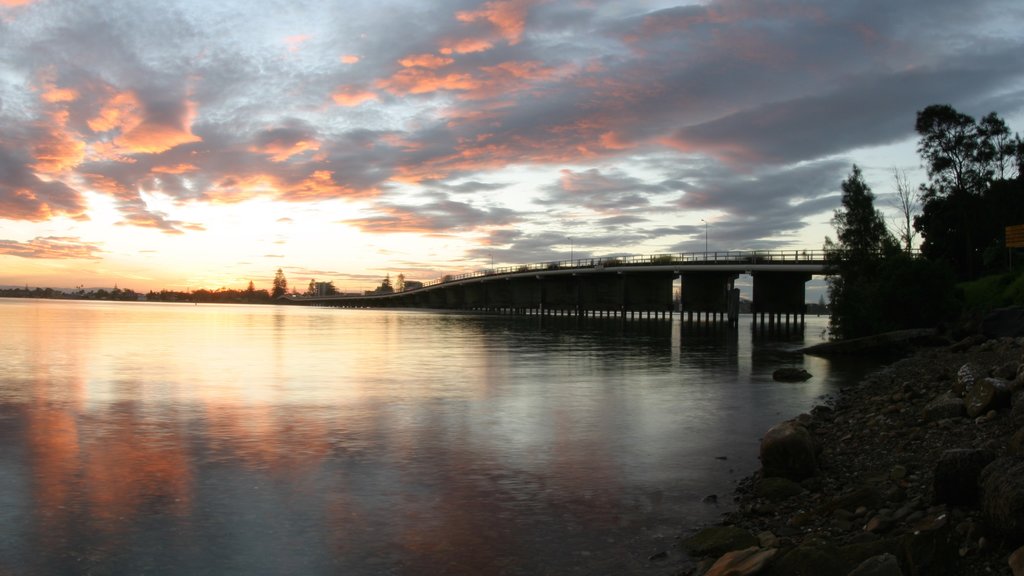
289,250,828,303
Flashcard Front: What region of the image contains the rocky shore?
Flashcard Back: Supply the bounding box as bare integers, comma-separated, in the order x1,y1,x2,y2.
679,326,1024,575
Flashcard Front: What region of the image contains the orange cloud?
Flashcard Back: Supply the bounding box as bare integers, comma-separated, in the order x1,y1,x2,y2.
88,91,142,133
331,86,378,106
455,0,530,45
340,54,361,64
251,137,320,162
41,87,79,103
32,110,86,174
88,90,200,155
0,236,104,260
0,0,34,6
439,37,494,55
208,171,377,204
398,53,454,69
151,163,199,174
377,68,479,96
82,173,134,199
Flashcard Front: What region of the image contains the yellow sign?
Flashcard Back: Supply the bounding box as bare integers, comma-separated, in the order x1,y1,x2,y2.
1007,225,1024,248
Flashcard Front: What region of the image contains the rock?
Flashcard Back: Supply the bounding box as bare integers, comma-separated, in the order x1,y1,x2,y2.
757,531,779,548
981,457,1024,544
889,465,907,481
1012,391,1024,427
981,306,1024,338
683,526,759,558
703,546,777,576
922,393,965,422
896,516,960,576
1010,544,1024,576
849,553,903,576
864,515,893,534
825,486,884,515
996,361,1021,380
800,329,940,356
1011,428,1024,456
953,363,980,396
773,367,812,382
949,334,987,353
763,542,851,576
932,449,996,505
760,420,818,481
755,477,804,501
965,377,1012,418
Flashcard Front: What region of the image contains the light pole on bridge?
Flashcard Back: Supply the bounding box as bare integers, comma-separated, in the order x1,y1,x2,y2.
568,237,573,262
700,219,708,254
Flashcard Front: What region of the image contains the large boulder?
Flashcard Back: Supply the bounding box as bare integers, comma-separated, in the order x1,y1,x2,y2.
932,449,996,505
760,420,818,481
922,393,965,422
953,363,980,396
980,457,1024,544
965,378,1012,418
703,547,777,576
772,367,812,382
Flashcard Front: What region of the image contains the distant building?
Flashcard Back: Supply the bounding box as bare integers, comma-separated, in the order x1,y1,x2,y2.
312,281,336,296
402,280,423,291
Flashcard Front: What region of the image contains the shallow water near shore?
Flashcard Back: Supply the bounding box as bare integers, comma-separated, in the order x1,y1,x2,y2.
0,299,874,575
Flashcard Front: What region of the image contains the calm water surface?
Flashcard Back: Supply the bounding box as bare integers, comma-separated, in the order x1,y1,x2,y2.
0,299,867,575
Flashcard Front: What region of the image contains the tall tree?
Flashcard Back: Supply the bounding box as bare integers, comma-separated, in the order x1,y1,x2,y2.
915,104,989,198
825,165,898,339
272,268,288,299
914,105,1024,279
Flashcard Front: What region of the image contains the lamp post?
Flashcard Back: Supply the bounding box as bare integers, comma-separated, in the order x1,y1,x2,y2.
700,219,707,254
568,237,573,262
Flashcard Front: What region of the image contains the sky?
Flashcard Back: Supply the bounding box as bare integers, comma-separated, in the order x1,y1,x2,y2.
1,0,1023,294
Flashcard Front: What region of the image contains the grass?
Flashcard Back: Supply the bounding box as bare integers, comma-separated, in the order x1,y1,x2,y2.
958,269,1024,311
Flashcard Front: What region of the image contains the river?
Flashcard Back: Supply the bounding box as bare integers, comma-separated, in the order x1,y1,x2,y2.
0,299,869,575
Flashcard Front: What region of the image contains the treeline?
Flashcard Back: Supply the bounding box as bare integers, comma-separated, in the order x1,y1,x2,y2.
1,284,272,304
827,104,1023,339
145,286,272,304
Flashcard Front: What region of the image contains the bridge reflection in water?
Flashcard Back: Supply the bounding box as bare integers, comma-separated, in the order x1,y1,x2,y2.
287,250,826,333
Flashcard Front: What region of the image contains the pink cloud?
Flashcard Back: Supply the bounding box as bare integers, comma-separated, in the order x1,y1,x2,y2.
439,37,494,55
339,54,361,64
398,53,455,69
88,90,201,155
0,236,103,259
455,0,531,45
284,34,312,53
331,86,378,106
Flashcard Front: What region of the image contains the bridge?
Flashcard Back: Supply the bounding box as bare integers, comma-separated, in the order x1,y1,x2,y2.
285,250,829,331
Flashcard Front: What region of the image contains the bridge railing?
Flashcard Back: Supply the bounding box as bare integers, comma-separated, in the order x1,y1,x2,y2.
413,250,830,289
288,250,836,301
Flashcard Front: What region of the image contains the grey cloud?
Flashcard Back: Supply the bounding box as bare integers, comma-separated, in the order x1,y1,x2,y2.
671,49,1024,166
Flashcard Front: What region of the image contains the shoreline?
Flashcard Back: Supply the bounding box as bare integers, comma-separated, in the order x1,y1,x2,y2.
676,334,1024,575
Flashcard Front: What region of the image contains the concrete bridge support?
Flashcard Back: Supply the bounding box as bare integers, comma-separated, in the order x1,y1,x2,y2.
751,272,811,333
680,272,739,328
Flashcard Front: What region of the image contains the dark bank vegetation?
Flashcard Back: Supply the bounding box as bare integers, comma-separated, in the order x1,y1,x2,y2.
826,104,1024,340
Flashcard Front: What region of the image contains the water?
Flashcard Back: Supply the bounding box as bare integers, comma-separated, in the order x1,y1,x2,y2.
0,299,867,575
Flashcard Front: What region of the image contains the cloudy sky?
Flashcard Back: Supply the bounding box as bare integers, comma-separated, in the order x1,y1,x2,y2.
1,0,1022,293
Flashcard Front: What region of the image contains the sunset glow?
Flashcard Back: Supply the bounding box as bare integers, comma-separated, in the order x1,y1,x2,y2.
1,0,1022,293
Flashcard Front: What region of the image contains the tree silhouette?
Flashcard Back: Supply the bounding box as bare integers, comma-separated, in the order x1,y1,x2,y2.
914,105,1024,279
825,165,898,339
272,268,288,298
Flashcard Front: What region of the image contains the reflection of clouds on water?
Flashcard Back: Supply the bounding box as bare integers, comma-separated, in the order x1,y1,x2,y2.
0,301,854,575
